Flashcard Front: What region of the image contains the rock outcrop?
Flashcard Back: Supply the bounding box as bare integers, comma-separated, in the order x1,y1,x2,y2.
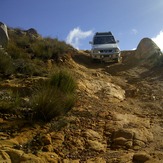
26,28,41,39
0,22,9,47
135,38,162,64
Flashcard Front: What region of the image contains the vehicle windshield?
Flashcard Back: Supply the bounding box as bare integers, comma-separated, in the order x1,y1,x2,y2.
93,36,116,44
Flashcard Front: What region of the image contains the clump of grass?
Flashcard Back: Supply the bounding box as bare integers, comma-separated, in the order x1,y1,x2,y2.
0,50,15,76
31,69,77,122
49,69,77,93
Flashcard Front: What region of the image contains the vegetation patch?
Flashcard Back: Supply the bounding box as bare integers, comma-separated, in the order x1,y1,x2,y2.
0,90,20,114
0,27,77,122
0,50,15,76
31,69,77,122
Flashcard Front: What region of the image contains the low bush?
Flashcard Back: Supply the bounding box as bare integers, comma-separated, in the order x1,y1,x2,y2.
14,58,46,76
31,39,53,60
31,37,72,61
0,50,15,76
49,69,77,93
7,28,74,63
7,41,30,59
31,69,77,122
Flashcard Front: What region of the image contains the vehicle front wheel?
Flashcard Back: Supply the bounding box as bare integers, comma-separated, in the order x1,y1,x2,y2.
115,57,122,63
92,58,100,63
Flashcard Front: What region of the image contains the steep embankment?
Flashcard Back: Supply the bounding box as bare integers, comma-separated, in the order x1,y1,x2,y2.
0,38,163,162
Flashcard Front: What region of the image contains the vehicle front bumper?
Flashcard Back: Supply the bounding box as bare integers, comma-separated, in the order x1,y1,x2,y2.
91,53,121,62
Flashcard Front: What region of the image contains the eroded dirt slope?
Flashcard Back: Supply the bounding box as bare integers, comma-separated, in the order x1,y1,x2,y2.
0,50,163,163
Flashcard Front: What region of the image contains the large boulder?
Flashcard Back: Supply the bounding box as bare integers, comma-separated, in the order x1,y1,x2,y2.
26,28,41,39
0,22,9,47
135,38,162,62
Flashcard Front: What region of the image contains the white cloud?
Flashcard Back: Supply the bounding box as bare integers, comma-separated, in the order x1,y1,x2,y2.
152,30,163,51
66,27,93,49
131,28,138,35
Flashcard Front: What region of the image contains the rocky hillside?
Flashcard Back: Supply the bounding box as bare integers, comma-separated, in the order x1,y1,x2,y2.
0,25,163,162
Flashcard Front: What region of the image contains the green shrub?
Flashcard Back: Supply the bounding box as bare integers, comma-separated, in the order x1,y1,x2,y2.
8,28,74,62
6,27,75,78
31,87,76,121
31,37,72,61
14,58,46,76
31,69,77,122
31,39,53,59
7,41,30,59
0,50,15,75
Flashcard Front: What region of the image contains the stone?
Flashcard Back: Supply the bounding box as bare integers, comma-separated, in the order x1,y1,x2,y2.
110,113,154,149
133,152,151,163
83,129,102,141
50,132,64,141
0,22,9,47
113,129,134,140
69,137,85,150
133,140,146,149
50,132,64,148
135,37,162,66
5,148,42,163
42,145,54,152
86,157,106,163
133,128,153,144
62,159,80,163
0,139,20,150
0,132,9,140
145,159,163,163
26,28,38,36
113,137,127,146
0,150,11,163
118,153,134,163
78,78,125,101
26,28,41,39
112,129,134,149
87,140,106,152
20,153,43,162
37,152,59,162
41,134,52,145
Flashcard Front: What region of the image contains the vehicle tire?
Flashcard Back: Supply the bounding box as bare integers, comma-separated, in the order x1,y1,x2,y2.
115,57,122,63
92,58,100,63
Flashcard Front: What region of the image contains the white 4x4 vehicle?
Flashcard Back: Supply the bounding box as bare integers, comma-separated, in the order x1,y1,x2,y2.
89,32,121,63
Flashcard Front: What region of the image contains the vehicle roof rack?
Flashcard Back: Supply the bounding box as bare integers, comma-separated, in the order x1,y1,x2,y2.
95,32,112,36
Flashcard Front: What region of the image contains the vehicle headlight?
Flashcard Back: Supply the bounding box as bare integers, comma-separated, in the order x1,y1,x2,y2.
93,50,100,53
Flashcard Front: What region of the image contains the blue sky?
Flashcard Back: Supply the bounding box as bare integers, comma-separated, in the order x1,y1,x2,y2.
0,0,163,50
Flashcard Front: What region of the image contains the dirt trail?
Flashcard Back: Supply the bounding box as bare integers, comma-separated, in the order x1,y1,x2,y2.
0,50,163,162
71,51,163,162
